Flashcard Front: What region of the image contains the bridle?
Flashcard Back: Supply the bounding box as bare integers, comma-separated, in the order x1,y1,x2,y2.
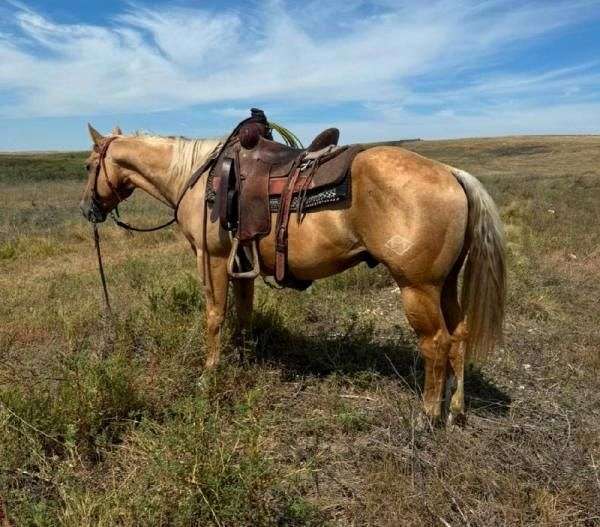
91,136,177,232
91,136,224,232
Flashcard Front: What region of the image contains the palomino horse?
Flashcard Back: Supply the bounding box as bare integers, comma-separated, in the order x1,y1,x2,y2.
80,125,505,424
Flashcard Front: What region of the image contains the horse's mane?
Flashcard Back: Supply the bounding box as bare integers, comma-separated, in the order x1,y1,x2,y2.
131,133,223,188
167,136,223,182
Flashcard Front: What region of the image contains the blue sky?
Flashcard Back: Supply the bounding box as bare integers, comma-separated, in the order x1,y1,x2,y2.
1,0,600,150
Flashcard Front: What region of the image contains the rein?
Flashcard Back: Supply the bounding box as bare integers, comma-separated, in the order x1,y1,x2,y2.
92,223,113,318
110,211,177,232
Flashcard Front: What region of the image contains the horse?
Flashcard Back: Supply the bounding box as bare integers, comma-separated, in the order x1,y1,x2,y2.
80,124,505,425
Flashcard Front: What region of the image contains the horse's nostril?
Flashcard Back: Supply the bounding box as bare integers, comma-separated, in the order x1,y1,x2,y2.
80,201,90,218
81,198,108,223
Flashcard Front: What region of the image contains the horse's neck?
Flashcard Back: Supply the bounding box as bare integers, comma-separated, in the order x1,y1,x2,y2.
115,137,179,206
117,136,221,208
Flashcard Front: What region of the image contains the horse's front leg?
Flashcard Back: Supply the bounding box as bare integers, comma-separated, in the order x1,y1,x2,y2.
198,253,230,371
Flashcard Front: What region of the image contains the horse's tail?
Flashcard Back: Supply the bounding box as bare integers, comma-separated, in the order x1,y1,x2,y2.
452,168,506,361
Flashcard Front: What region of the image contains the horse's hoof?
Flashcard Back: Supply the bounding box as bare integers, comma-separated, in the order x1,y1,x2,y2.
447,411,467,428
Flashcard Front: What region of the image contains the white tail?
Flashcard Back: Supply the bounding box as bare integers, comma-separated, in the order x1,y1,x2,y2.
452,168,506,360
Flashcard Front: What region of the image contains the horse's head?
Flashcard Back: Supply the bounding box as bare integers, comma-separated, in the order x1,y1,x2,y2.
80,124,134,223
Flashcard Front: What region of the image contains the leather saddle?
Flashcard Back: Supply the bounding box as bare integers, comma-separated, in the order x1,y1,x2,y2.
209,109,362,286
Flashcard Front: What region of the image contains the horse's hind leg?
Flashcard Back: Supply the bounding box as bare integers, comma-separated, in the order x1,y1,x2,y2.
441,268,468,425
400,285,452,422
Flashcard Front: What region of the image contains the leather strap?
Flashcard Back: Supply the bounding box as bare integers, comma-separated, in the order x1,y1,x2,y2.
94,136,120,201
217,158,234,229
274,160,303,283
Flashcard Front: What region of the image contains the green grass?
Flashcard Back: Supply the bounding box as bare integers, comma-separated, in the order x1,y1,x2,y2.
1,137,599,525
0,152,87,184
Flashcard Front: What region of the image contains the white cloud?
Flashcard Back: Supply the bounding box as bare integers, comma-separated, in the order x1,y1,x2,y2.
115,6,243,69
362,63,600,122
0,0,597,121
291,101,600,144
210,107,253,119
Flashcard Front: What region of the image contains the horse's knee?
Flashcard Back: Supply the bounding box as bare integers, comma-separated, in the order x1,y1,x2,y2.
421,329,451,361
206,309,226,335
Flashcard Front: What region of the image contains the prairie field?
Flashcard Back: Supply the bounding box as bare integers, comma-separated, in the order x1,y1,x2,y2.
0,136,599,526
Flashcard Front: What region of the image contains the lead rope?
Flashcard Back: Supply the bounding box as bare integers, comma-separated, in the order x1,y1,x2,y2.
92,224,114,319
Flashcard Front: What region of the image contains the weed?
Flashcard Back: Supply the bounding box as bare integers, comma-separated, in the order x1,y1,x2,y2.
0,241,16,260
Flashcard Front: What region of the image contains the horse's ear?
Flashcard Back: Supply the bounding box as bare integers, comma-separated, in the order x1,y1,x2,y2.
111,126,123,135
88,123,104,146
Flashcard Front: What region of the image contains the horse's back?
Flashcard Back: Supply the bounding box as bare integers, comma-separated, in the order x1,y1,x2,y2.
353,146,464,192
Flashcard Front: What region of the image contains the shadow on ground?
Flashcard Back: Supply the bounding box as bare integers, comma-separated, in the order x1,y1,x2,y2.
249,311,511,416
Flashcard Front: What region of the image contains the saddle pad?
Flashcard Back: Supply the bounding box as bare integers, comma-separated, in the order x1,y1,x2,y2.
268,177,349,213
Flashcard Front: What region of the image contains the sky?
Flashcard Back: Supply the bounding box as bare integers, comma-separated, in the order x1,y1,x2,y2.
1,0,600,150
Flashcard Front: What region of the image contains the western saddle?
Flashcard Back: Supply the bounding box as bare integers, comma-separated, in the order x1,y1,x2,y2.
208,108,363,287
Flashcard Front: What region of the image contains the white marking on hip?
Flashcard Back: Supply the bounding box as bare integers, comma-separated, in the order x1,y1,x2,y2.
385,235,413,256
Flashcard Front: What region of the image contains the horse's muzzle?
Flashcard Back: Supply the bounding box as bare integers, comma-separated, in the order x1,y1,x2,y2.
80,197,107,223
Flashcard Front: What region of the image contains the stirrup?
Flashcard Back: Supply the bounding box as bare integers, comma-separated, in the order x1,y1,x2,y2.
227,237,260,279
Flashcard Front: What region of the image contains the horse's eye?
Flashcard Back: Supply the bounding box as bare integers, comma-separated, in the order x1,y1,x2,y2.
85,163,91,171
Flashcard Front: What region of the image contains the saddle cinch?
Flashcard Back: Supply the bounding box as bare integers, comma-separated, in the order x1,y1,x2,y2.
208,109,363,288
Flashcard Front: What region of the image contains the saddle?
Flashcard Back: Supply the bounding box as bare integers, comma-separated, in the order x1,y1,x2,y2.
209,109,363,286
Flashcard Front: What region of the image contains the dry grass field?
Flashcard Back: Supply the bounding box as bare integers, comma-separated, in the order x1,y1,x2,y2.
1,136,599,526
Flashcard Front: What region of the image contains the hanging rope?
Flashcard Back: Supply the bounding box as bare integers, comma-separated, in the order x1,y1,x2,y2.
92,224,114,319
268,121,304,149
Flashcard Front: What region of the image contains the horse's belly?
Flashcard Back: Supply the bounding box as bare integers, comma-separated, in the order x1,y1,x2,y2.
257,209,364,280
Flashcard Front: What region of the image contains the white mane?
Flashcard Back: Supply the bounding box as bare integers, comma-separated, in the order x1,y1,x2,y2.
133,133,222,179
167,136,224,182
126,134,224,204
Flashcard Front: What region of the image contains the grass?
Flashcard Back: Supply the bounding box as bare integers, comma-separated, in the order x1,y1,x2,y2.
1,136,599,525
0,152,87,184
